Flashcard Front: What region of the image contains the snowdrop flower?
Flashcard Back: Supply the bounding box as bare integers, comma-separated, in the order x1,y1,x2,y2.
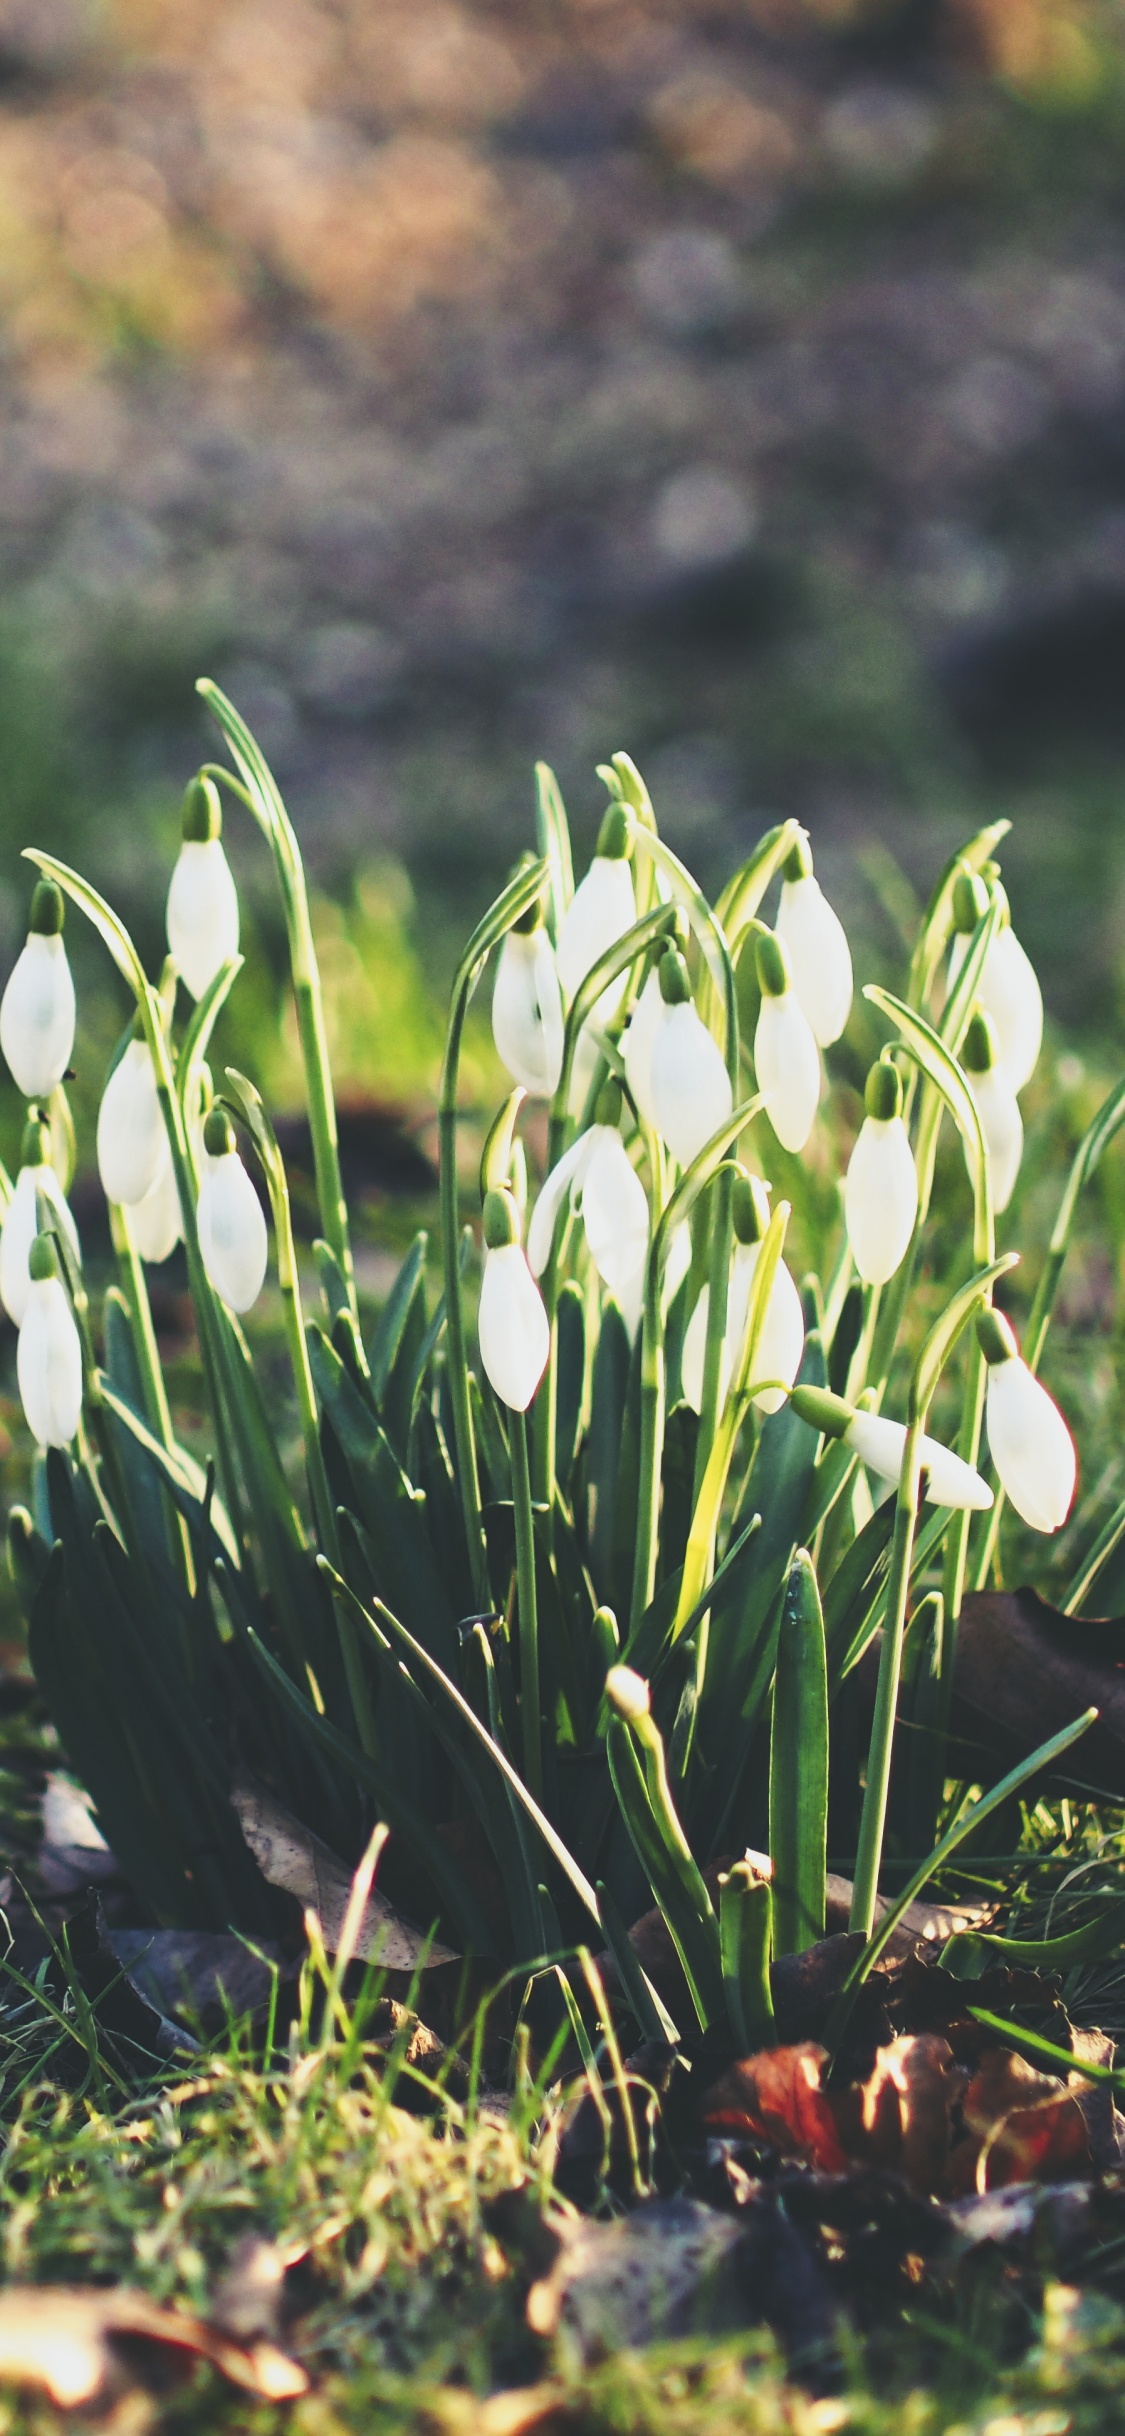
790,1385,993,1512
166,776,240,1003
949,869,1042,1093
478,1186,550,1412
97,1029,167,1209
131,1143,183,1266
492,894,564,1099
0,1114,81,1326
17,1232,82,1450
753,930,820,1155
682,1174,803,1416
556,803,636,1009
844,1058,918,1285
963,1009,1022,1215
648,946,733,1170
527,1083,649,1335
775,833,853,1047
978,1308,1075,1533
197,1109,268,1313
0,881,76,1102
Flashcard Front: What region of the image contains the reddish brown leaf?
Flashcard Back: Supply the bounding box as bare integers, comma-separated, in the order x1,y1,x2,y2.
963,2045,1066,2137
982,2094,1092,2190
704,2043,848,2172
846,2034,964,2194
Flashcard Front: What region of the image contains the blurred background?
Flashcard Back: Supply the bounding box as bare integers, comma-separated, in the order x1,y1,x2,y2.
0,0,1124,1202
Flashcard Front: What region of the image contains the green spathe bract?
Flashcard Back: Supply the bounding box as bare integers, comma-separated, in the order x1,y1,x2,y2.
2,702,1108,2062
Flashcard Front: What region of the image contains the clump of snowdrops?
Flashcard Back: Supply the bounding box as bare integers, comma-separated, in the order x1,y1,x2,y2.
0,685,1118,2055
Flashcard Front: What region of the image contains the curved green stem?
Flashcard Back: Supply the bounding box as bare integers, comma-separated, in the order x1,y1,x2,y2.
510,1407,542,1802
198,682,356,1321
439,857,550,1607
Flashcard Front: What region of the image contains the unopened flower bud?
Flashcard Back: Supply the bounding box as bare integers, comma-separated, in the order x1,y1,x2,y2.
604,1664,651,1722
844,1058,917,1284
197,1114,268,1312
166,777,240,1003
17,1233,82,1449
0,882,76,1101
776,839,853,1047
97,1032,166,1208
977,1309,1076,1533
753,931,820,1155
0,1116,81,1325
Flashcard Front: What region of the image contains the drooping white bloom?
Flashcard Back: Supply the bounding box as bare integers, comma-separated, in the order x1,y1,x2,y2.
790,1383,993,1510
648,949,732,1170
682,1238,804,1417
753,932,820,1155
17,1236,82,1449
963,1009,1022,1215
979,1309,1076,1533
621,966,664,1131
478,1187,550,1411
949,897,1043,1093
0,1123,81,1326
131,1144,183,1266
844,1060,917,1285
166,778,239,1002
97,1036,167,1209
197,1113,268,1313
775,841,853,1046
555,805,637,1025
0,882,76,1102
492,914,565,1099
846,1411,993,1511
528,1097,649,1336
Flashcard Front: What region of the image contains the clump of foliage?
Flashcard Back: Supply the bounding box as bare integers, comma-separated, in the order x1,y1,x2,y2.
0,684,1121,2071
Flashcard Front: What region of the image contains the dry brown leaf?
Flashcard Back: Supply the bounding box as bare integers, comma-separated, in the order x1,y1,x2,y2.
231,1774,456,1969
981,2093,1092,2190
848,2033,965,2193
0,2286,307,2410
963,2045,1065,2137
526,2197,745,2363
704,2043,849,2172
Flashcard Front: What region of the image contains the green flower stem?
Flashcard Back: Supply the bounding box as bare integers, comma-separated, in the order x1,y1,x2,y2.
973,1073,1125,1594
198,684,357,1320
672,1202,787,1641
109,1203,176,1454
509,1406,542,1802
849,1252,1014,1937
628,829,740,1500
110,1201,196,1594
629,1094,762,1629
439,857,550,1609
849,1431,924,1937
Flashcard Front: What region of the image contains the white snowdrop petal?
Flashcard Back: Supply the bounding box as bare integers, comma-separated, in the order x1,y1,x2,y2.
750,1257,805,1415
845,1115,918,1285
478,1243,549,1411
97,1040,166,1208
776,874,853,1046
0,934,76,1100
754,991,821,1155
197,1151,268,1312
580,1131,649,1312
986,1357,1076,1533
846,1411,992,1510
555,857,637,1004
0,1166,80,1327
18,1276,82,1448
650,1003,733,1169
492,930,564,1099
131,1146,183,1265
621,969,664,1131
527,1132,591,1278
166,839,240,1003
968,1067,1023,1215
980,927,1043,1092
